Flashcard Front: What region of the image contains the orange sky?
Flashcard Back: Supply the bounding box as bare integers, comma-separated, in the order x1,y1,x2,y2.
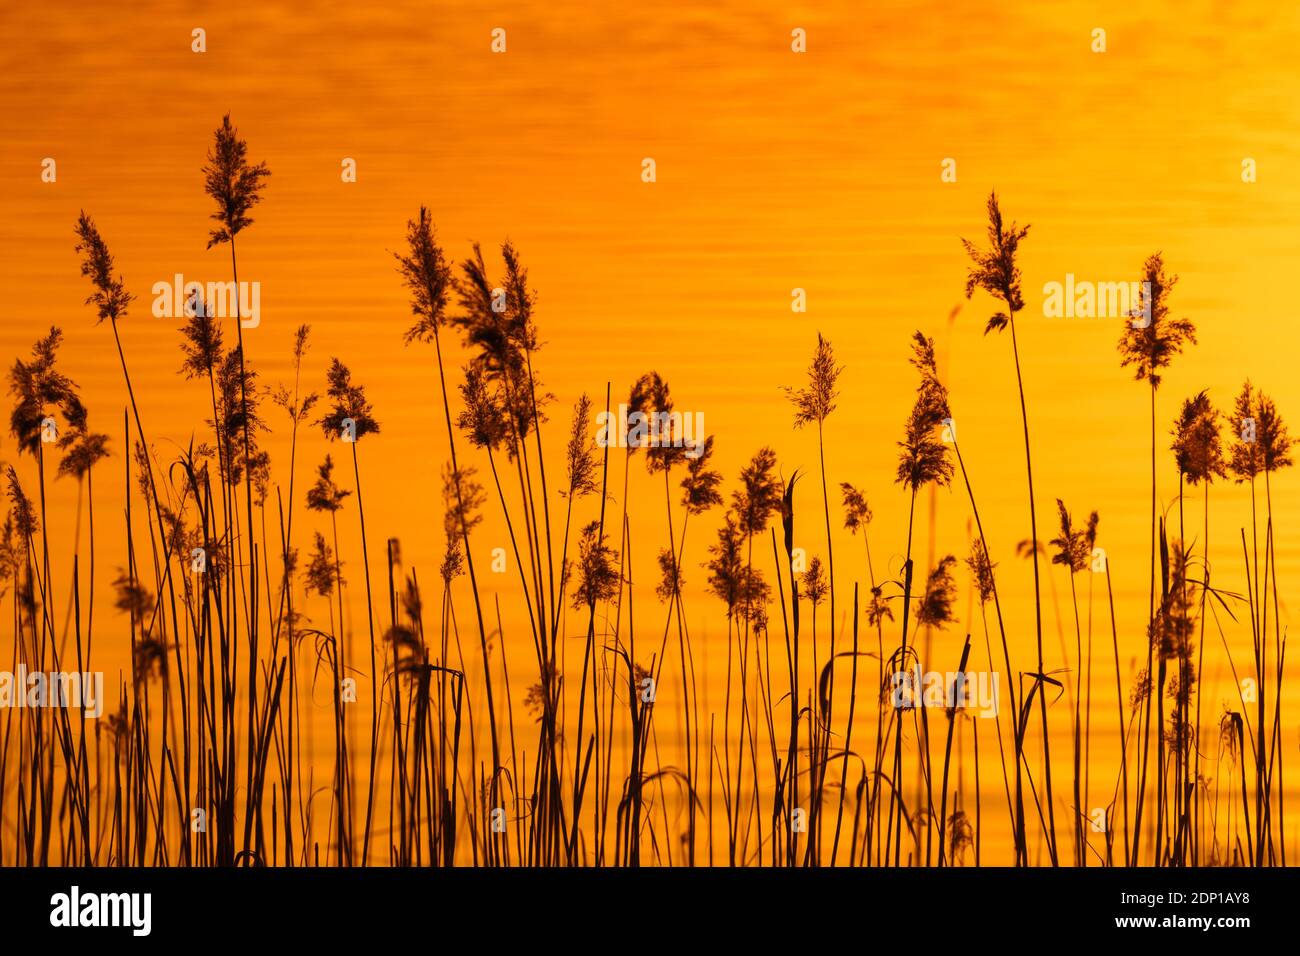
3,0,1300,863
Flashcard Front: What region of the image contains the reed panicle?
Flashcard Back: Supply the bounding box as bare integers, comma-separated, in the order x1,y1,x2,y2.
2,175,1295,876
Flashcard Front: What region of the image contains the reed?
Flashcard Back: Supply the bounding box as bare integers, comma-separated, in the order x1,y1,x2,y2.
0,179,1294,871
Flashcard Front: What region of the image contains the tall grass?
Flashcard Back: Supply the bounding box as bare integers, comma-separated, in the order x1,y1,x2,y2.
0,169,1293,868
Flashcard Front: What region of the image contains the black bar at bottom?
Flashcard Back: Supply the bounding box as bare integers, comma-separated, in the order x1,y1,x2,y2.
0,865,1279,943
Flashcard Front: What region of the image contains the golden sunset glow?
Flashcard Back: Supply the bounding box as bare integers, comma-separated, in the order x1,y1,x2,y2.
1,1,1298,870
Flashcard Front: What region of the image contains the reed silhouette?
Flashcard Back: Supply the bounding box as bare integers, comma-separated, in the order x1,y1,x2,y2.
962,192,1053,864
1117,251,1196,867
0,160,1294,870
